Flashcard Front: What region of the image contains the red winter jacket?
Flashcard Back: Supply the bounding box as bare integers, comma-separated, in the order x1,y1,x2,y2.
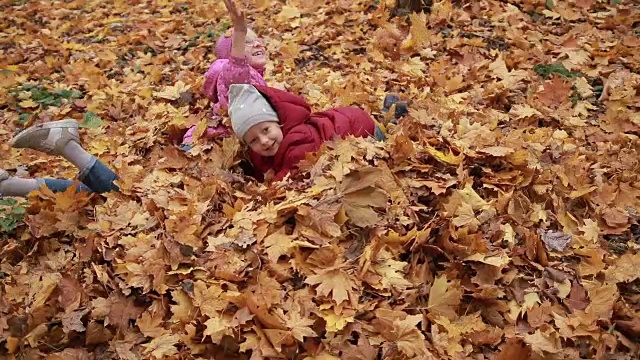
247,86,376,181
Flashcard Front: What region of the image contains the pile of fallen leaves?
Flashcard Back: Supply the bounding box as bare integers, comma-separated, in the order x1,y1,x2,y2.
2,0,640,358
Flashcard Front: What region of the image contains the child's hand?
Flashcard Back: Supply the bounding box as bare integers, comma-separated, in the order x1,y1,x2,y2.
223,0,247,34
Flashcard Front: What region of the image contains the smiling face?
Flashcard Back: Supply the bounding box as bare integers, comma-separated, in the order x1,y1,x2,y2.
245,29,267,69
243,121,283,157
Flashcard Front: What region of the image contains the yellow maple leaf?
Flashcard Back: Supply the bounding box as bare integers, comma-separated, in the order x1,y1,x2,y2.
18,99,38,108
430,0,453,24
432,313,486,356
264,228,296,262
562,49,590,71
465,253,511,267
320,311,355,333
62,42,88,51
409,12,430,49
584,280,618,319
342,187,387,227
523,329,561,355
488,55,510,79
394,314,430,358
137,309,168,338
30,272,62,310
193,280,227,318
457,184,490,211
427,275,462,319
255,0,270,10
372,258,412,291
425,144,463,165
479,146,515,157
153,80,190,100
401,56,426,77
507,292,540,320
305,267,359,306
285,310,316,342
142,334,180,358
203,313,232,344
263,329,295,352
280,41,300,59
277,5,301,26
574,76,594,98
170,289,195,323
452,202,479,229
605,253,640,283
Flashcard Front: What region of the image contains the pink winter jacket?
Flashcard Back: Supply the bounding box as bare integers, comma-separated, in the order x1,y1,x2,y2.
182,56,267,144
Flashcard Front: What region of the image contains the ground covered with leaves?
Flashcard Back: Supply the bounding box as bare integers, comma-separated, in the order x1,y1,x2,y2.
1,0,640,359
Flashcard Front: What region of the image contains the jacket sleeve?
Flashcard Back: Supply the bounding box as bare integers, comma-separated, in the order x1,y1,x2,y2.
273,127,321,182
315,107,376,139
217,56,253,107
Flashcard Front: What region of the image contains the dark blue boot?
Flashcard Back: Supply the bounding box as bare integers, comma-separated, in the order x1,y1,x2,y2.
383,93,409,123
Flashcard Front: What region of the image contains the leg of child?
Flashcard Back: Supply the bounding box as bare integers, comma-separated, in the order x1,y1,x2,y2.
0,169,41,196
382,93,409,124
0,169,91,197
373,125,387,141
10,120,119,195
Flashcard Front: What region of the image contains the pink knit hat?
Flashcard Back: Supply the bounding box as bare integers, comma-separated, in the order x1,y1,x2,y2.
215,32,233,59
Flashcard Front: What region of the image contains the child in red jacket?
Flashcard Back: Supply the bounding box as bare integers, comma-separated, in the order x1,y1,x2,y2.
228,84,386,182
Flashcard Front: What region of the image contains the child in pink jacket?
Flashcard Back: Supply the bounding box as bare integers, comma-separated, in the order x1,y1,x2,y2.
182,0,268,147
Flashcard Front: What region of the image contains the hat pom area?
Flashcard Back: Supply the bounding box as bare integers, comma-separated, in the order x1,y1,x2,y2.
228,84,279,139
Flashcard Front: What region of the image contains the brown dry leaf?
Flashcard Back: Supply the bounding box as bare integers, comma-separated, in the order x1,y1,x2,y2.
340,335,378,360
61,308,89,334
342,187,388,227
496,338,530,360
540,229,572,252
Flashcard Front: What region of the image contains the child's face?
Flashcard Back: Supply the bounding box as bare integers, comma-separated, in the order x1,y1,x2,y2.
245,29,267,69
244,121,283,157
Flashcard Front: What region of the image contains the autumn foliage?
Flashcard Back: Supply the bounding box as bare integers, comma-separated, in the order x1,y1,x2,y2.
2,0,640,359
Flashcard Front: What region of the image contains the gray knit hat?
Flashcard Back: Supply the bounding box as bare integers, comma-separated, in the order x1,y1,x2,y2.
228,84,278,140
